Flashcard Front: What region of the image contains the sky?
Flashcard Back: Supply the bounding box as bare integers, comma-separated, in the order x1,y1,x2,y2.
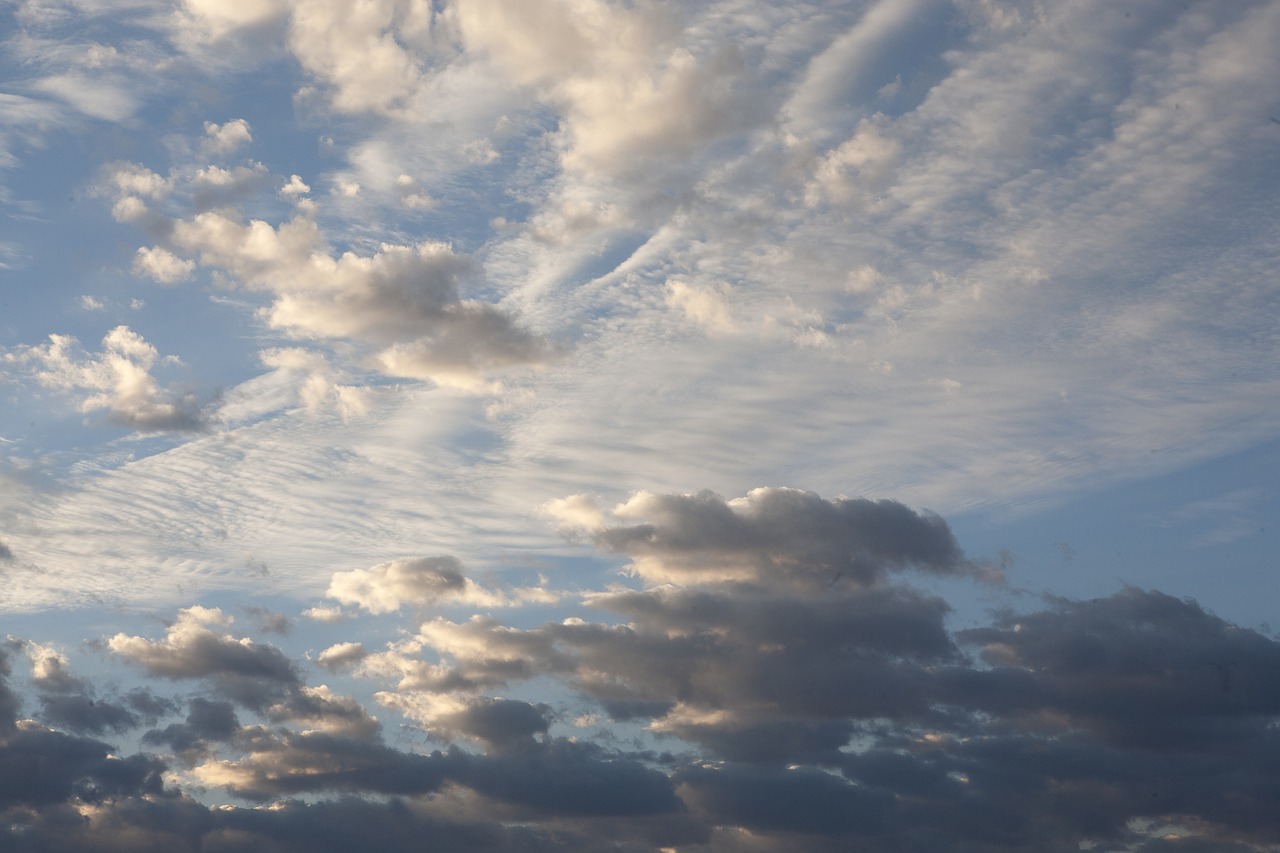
0,0,1278,849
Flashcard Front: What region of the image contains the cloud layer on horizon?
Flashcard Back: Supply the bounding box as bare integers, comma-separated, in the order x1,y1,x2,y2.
1,489,1279,851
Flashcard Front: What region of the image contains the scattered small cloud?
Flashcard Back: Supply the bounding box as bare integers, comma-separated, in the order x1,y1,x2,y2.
202,118,252,155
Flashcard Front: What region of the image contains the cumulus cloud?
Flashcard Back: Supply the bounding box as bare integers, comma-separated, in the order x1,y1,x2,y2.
454,0,768,180
2,494,1280,848
316,642,367,670
287,0,431,114
153,208,557,390
133,245,195,283
591,487,965,586
108,605,298,708
190,162,273,209
325,556,560,614
280,173,310,196
3,326,210,432
202,118,252,154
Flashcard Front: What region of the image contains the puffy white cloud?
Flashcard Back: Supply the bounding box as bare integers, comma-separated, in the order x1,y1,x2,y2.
539,493,605,535
287,0,433,114
191,162,272,208
3,326,209,432
316,641,368,670
201,118,252,154
280,173,310,196
164,210,556,389
453,0,768,179
803,115,901,208
327,556,467,615
106,163,172,200
326,556,559,614
170,0,291,48
132,245,195,284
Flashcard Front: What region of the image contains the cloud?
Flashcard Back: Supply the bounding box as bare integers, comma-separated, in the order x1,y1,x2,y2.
592,487,965,586
3,326,210,432
108,606,299,709
325,556,558,614
453,0,769,181
665,280,735,334
316,642,367,670
281,173,310,196
202,118,252,155
190,162,273,210
133,245,196,283
326,556,464,614
31,74,139,122
155,207,558,390
287,0,430,114
143,696,240,755
2,494,1280,847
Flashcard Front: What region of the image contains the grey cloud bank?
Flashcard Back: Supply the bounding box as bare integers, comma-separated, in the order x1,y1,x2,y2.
0,491,1278,850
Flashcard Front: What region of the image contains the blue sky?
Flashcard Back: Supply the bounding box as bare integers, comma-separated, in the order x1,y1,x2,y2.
1,1,1279,849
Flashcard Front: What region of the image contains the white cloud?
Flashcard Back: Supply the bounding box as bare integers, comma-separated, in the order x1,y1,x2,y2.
540,493,605,535
665,280,734,334
163,209,555,389
316,641,368,669
4,326,208,432
107,163,171,199
280,174,310,196
287,0,431,114
326,556,558,614
133,246,195,284
32,73,139,121
202,118,252,154
454,0,767,180
172,0,291,43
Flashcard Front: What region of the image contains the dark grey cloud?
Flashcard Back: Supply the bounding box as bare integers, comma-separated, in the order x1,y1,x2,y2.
593,488,965,586
143,697,240,755
0,723,166,813
37,693,139,736
123,688,180,723
676,762,892,837
454,739,683,819
107,608,300,710
434,697,551,751
7,497,1280,849
957,587,1280,750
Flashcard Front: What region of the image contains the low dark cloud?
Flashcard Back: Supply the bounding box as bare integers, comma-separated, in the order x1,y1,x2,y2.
143,697,240,755
434,697,551,750
107,606,299,709
4,493,1280,850
593,488,965,587
38,693,139,736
